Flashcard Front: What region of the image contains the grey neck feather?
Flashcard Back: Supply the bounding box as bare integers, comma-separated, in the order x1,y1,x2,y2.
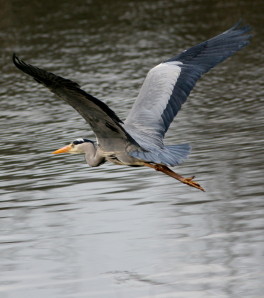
83,142,106,167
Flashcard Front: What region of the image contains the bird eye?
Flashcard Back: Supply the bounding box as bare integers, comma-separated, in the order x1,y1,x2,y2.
73,138,84,145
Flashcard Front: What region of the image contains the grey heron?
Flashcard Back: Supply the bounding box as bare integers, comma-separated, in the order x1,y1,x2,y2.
13,22,251,192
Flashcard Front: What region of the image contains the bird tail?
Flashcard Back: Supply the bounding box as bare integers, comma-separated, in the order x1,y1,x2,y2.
130,143,191,167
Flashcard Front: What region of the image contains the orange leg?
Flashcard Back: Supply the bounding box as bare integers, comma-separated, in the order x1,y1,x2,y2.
143,163,205,192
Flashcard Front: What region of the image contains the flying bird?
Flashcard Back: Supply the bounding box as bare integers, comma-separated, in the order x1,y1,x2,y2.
13,22,251,192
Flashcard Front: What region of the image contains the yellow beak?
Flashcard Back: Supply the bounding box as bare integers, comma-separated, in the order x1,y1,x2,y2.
52,144,72,154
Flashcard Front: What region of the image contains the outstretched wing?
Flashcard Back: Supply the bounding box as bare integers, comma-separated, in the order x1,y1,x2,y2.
13,54,138,151
124,22,251,147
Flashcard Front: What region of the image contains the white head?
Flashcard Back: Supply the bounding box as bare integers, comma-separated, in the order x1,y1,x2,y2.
52,138,95,155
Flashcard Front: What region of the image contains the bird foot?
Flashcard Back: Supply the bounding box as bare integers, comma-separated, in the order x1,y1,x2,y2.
185,176,195,181
179,176,205,192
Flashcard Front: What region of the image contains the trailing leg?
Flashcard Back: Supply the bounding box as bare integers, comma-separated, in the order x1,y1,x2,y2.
143,163,205,192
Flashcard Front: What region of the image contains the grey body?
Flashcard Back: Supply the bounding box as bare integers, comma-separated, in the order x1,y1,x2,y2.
13,22,251,169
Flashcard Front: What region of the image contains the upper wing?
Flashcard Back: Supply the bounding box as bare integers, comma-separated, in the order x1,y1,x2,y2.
13,54,137,151
124,22,252,147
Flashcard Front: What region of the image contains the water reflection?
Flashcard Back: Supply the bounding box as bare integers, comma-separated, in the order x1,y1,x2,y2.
0,0,263,297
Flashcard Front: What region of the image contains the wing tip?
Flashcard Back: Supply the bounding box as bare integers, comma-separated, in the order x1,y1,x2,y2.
224,20,253,42
12,53,82,89
12,53,25,70
229,19,252,33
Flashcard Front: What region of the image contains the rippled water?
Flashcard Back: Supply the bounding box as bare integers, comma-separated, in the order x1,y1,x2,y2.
0,1,264,297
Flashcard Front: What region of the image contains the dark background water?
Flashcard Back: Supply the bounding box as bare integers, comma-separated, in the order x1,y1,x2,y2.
0,0,263,297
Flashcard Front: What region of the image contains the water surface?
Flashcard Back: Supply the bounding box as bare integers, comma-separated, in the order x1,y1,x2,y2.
0,1,263,297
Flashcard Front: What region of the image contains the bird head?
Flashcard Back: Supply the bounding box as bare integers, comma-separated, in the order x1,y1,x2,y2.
52,138,94,154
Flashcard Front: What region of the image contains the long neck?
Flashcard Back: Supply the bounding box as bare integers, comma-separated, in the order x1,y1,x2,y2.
84,142,105,167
